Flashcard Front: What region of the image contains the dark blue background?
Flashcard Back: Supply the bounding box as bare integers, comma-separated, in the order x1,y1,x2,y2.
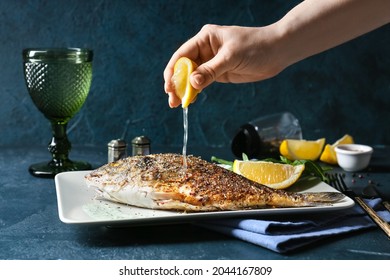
2,0,389,155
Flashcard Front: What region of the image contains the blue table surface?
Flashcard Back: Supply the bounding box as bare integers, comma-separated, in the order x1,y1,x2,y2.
1,145,389,260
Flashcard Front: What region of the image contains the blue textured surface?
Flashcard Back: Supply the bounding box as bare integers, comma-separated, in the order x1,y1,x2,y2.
1,0,389,153
0,146,390,259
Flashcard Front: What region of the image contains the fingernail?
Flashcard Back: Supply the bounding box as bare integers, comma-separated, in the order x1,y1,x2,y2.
193,73,204,86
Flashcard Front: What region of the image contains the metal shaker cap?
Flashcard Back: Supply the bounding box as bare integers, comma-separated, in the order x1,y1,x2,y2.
108,139,127,148
108,139,127,163
131,136,151,156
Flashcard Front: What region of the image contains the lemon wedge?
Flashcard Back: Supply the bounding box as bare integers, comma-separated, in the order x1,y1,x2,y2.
171,57,201,108
320,134,354,165
232,160,305,189
319,144,337,165
279,138,326,161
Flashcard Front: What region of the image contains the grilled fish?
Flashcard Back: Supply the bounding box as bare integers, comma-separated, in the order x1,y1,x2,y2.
85,153,345,212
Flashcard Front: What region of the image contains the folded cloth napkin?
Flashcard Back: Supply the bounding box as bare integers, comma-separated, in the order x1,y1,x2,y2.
197,198,390,253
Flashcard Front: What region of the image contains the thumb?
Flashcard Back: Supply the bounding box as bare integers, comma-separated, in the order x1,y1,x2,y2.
190,54,230,90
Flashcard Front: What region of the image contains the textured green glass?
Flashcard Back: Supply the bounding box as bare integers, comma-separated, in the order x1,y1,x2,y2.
24,62,92,122
23,48,93,178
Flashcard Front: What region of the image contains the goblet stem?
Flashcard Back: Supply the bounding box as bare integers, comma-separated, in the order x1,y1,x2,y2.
48,121,72,166
28,120,92,178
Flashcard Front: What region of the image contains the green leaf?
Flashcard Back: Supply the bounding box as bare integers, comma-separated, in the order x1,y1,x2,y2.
211,156,233,167
242,153,249,161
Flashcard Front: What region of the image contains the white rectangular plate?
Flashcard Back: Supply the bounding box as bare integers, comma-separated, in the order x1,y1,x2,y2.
55,171,354,226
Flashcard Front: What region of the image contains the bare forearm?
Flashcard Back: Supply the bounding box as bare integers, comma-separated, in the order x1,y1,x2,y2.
274,0,390,68
163,0,390,107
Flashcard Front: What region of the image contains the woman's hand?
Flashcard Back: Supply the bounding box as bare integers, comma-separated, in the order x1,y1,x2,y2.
163,24,285,108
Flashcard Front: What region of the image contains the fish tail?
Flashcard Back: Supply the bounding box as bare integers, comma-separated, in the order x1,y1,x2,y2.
269,191,345,207
303,192,345,204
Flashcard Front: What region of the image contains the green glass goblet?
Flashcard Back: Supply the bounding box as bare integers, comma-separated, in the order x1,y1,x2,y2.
23,48,93,178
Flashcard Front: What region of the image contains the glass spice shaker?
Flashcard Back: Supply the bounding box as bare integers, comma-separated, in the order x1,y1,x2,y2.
131,136,151,156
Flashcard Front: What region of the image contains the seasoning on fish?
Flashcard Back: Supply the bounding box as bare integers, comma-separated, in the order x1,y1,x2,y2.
84,153,345,212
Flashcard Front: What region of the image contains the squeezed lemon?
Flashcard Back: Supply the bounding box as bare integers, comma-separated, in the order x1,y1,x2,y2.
171,57,201,108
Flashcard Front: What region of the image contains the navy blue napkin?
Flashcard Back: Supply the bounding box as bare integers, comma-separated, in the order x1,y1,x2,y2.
197,198,390,253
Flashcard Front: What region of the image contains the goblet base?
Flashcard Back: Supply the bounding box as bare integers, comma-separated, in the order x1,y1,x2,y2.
29,160,92,178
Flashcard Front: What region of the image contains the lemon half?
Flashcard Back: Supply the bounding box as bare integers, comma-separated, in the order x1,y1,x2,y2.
232,160,305,189
171,57,201,108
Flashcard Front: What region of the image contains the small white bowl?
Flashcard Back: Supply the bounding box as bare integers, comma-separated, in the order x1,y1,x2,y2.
335,144,373,172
